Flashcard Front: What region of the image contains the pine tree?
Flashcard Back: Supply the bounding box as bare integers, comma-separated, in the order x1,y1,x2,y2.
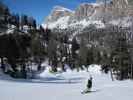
47,39,58,72
78,37,88,71
86,48,94,71
71,37,79,69
28,17,36,29
111,32,131,80
72,37,79,59
21,14,28,27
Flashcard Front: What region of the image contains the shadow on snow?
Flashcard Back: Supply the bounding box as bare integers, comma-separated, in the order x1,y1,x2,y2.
0,76,85,84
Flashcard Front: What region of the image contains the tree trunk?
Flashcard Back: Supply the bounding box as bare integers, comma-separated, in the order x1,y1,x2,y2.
131,63,133,79
1,57,5,72
86,66,89,72
109,65,114,81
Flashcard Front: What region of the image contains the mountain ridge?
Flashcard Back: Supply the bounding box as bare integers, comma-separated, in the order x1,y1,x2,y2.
43,1,133,30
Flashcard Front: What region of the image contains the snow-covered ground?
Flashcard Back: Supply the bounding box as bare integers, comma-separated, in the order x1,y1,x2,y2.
0,65,133,100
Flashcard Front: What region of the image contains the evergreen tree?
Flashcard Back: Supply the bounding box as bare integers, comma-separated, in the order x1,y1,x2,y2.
28,17,36,29
78,37,88,71
71,37,79,69
72,37,79,59
21,14,28,27
47,39,58,72
86,48,94,71
111,32,131,80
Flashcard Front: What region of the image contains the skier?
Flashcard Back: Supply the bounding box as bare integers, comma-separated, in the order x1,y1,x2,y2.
86,77,93,91
81,76,93,94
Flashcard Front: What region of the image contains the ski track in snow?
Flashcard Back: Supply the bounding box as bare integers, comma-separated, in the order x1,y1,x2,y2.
0,65,133,100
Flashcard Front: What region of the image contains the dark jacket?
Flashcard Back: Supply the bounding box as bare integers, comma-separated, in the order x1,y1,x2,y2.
87,79,92,89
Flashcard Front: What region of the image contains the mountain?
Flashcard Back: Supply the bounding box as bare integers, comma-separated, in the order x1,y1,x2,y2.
42,1,133,32
42,3,106,30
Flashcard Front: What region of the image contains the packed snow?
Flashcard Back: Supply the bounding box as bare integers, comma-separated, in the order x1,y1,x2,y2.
0,65,133,100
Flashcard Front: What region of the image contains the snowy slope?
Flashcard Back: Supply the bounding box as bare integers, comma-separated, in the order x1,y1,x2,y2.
43,16,70,29
0,65,133,100
43,17,105,29
44,5,74,25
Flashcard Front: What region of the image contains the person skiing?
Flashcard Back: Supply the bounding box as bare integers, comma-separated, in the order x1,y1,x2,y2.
82,76,93,94
86,77,92,91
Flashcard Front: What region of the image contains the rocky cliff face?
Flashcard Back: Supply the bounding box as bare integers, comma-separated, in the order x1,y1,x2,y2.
43,3,106,29
43,1,133,30
110,0,133,16
75,3,100,20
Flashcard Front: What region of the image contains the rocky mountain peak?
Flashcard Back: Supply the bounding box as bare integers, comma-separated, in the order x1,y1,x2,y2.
44,6,74,24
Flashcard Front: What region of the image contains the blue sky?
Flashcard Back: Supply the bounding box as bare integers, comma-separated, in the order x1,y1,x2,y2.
2,0,96,24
